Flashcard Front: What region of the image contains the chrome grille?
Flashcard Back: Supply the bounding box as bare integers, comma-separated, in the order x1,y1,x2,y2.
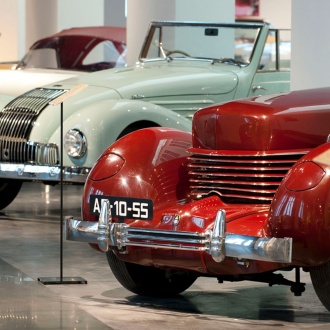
188,151,307,204
0,88,66,164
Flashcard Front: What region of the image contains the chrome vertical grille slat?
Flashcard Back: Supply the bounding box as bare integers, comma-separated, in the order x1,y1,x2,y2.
0,88,66,164
188,151,308,204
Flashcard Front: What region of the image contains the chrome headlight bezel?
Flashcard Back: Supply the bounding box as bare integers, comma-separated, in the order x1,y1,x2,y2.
64,129,87,159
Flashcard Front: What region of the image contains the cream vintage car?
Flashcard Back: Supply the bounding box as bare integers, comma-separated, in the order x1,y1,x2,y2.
0,20,291,209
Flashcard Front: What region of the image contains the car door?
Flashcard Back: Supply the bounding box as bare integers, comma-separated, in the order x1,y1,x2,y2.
249,29,291,96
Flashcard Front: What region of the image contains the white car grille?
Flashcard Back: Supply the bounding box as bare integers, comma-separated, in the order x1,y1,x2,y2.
0,88,65,165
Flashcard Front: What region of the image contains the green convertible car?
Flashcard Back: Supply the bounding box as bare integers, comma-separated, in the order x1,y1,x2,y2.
0,20,290,209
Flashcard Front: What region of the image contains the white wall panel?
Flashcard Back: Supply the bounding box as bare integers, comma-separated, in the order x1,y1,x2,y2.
104,0,126,27
25,0,57,52
175,0,234,22
0,0,21,61
126,0,176,65
259,0,291,28
57,0,104,30
291,0,330,90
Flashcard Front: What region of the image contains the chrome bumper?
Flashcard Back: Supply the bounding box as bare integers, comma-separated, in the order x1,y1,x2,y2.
0,163,89,183
65,200,292,263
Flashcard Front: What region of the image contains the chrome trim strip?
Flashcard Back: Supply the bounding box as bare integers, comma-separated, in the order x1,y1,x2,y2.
141,57,215,63
0,162,89,183
65,203,292,263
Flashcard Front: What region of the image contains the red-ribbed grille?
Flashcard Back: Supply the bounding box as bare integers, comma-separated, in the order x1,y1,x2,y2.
0,88,66,164
188,151,307,204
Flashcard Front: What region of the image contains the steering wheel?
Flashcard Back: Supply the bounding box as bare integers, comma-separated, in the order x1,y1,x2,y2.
166,50,191,57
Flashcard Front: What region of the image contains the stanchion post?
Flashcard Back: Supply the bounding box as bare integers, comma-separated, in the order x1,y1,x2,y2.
38,84,88,285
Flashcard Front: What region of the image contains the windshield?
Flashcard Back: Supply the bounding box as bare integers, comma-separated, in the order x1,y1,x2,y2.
140,23,262,66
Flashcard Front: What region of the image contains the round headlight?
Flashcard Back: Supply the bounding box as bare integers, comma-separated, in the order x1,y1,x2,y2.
64,129,87,158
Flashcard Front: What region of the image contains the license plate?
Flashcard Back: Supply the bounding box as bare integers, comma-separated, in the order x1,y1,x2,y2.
90,195,153,220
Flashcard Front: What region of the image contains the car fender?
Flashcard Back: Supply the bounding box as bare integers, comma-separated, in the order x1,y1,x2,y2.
269,143,330,266
0,93,15,109
45,99,192,168
81,127,192,222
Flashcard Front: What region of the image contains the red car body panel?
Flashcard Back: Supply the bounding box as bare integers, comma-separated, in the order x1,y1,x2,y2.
270,143,330,265
66,86,330,309
192,88,330,151
82,87,330,268
83,128,192,223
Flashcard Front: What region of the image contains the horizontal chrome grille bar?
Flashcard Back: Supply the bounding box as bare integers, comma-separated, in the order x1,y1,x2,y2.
190,178,282,185
190,184,278,194
125,229,209,245
188,172,288,179
187,157,301,164
188,165,293,171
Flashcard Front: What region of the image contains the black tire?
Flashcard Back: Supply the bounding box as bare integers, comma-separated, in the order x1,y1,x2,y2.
0,179,23,210
310,260,330,311
106,250,197,296
117,121,159,140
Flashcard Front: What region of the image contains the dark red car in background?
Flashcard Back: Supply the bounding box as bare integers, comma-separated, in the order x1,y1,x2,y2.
0,26,126,96
17,26,127,72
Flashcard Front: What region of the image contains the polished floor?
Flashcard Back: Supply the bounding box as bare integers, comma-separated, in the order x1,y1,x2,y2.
0,182,330,329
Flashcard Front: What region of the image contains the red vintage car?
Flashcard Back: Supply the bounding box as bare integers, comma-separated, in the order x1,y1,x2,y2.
66,86,330,311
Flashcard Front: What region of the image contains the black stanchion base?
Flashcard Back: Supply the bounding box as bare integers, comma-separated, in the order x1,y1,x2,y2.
38,276,87,285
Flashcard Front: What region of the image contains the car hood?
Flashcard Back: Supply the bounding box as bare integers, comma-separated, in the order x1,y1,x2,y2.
192,89,330,151
60,61,239,99
0,69,87,96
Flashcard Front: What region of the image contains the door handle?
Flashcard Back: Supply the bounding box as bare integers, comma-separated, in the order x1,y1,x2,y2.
252,85,267,92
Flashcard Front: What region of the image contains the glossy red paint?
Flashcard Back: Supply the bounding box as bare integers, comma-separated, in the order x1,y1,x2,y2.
284,161,325,191
82,128,193,223
269,143,330,266
73,87,330,310
83,87,330,276
192,87,330,151
83,126,286,274
89,153,125,181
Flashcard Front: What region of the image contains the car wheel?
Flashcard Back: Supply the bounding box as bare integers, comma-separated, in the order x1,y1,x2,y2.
117,121,159,140
106,250,197,296
310,260,330,311
0,179,23,210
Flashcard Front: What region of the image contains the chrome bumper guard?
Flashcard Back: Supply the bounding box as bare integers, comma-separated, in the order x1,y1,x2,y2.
0,163,89,183
65,200,292,263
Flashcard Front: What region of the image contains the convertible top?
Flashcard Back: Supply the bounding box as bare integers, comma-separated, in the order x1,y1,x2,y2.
48,26,126,44
24,26,127,71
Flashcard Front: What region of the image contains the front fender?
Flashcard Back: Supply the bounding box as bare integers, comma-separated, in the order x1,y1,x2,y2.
0,93,15,109
48,99,192,168
82,127,192,222
269,143,330,266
